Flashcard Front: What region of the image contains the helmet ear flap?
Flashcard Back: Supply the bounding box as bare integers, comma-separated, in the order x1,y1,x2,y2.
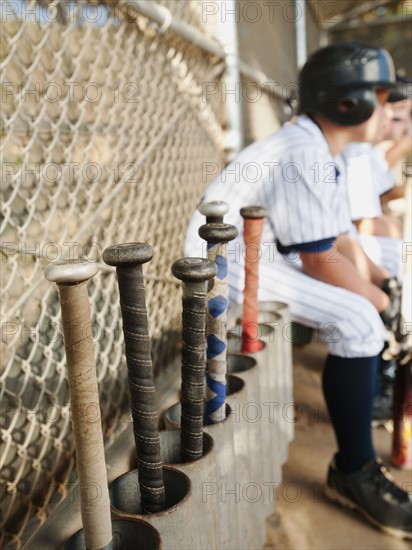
330,89,377,126
347,88,377,123
338,97,358,113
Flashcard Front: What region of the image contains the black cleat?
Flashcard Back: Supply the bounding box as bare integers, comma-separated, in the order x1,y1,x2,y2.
325,457,412,539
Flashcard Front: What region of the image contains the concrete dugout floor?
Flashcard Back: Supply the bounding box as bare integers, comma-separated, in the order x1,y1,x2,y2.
264,342,411,550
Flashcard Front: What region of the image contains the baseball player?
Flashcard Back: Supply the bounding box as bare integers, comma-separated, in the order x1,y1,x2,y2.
185,42,412,538
343,77,411,282
342,79,411,424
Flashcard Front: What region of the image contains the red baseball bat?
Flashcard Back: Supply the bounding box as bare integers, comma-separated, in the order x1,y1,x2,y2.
240,206,268,353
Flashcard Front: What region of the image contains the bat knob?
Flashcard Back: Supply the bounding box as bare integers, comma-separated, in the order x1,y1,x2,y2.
240,206,268,219
171,257,217,283
198,223,238,243
44,259,98,284
198,200,229,218
102,242,153,267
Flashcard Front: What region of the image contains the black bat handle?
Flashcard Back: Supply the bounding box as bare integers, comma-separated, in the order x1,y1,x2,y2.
103,243,165,513
171,258,217,462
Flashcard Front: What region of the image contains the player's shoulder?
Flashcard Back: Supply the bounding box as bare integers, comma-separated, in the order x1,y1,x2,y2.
368,145,387,165
241,115,330,162
277,115,326,142
342,142,373,161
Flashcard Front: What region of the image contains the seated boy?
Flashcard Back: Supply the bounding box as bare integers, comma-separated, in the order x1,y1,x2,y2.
185,42,412,539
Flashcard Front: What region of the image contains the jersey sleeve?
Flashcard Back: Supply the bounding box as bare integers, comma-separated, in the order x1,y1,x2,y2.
265,148,352,249
344,145,382,220
370,147,395,196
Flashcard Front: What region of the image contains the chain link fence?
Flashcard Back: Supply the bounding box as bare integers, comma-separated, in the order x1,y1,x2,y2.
0,1,308,547
0,1,227,546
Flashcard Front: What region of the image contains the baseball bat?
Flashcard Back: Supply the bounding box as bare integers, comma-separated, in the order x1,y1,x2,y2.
198,223,238,424
102,243,165,513
171,257,217,460
198,200,229,224
391,169,412,469
391,349,412,469
44,260,113,550
240,206,268,353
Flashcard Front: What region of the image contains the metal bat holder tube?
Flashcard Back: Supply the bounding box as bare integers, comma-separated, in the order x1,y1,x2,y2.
103,244,195,550
164,401,239,550
64,520,162,550
158,430,221,550
257,301,294,458
225,370,265,550
108,466,194,549
226,354,268,550
226,326,280,520
164,370,265,549
240,307,290,468
165,374,254,549
45,260,161,550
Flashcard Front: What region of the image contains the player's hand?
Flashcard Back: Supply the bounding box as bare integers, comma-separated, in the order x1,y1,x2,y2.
380,277,402,332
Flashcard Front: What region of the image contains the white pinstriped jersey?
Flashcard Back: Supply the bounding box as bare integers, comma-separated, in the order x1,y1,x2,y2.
342,143,401,280
185,115,387,358
185,115,351,258
342,143,394,221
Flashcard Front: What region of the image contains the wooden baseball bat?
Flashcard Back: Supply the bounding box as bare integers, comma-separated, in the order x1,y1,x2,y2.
391,170,412,469
391,349,412,469
171,257,217,460
102,243,166,513
240,206,268,353
198,223,238,424
44,260,113,550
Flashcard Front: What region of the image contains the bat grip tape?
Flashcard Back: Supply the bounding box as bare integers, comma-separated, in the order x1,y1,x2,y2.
180,281,208,461
116,265,165,513
59,282,113,550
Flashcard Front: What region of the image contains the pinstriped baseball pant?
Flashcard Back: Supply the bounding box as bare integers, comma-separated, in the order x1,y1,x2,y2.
360,235,404,282
227,254,388,359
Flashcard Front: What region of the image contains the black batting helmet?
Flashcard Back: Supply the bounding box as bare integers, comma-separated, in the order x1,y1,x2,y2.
298,42,396,126
388,75,411,103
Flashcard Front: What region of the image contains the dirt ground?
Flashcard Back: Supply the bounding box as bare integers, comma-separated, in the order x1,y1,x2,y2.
264,342,411,550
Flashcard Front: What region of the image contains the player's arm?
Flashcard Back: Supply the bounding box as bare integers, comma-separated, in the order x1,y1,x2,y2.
354,216,402,239
380,186,405,203
300,246,389,312
383,133,412,168
335,233,391,284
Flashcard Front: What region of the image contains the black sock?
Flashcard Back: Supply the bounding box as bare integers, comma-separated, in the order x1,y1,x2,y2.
322,353,379,473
